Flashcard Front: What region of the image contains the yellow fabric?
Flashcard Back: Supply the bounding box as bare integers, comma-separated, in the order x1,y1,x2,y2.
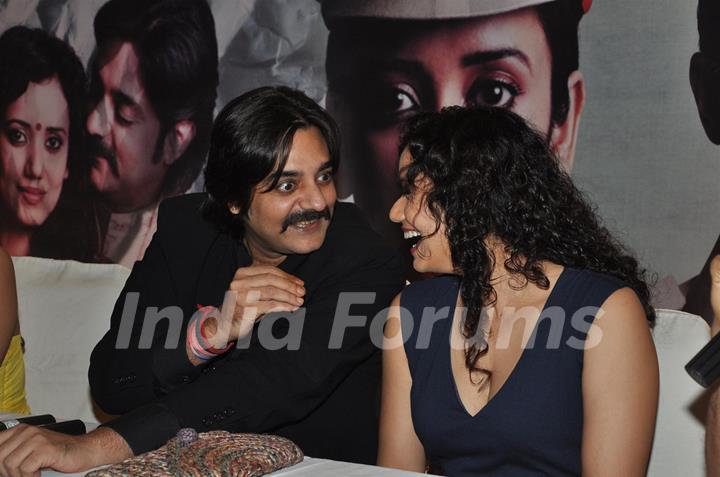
0,335,30,415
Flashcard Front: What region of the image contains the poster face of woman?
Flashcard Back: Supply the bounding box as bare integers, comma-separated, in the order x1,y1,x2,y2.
0,77,69,229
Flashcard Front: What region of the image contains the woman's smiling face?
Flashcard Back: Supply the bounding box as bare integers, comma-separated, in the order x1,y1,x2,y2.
389,149,454,274
0,77,69,228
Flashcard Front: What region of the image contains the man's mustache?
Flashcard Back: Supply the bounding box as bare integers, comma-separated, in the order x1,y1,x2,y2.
89,135,119,177
281,208,332,233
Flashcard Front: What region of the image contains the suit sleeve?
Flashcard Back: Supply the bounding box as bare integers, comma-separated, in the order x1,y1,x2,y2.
89,203,203,416
102,245,404,455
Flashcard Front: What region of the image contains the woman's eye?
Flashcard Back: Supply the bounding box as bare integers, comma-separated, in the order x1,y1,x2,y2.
391,89,418,114
6,128,27,146
45,136,63,152
277,181,295,193
468,79,520,109
371,83,420,116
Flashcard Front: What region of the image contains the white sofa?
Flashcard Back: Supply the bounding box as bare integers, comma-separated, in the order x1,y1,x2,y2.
650,309,709,477
9,258,713,475
12,257,130,423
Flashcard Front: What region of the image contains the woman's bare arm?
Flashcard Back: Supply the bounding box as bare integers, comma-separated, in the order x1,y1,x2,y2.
0,248,19,363
377,294,426,472
582,287,659,476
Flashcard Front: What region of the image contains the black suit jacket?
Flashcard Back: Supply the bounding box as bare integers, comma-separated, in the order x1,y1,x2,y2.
89,193,404,463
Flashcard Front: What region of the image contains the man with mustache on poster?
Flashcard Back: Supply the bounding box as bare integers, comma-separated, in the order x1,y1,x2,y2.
87,0,218,267
0,86,403,475
322,0,591,249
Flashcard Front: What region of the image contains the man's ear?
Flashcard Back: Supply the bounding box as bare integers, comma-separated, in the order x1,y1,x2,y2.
162,119,196,166
549,70,586,172
690,52,720,145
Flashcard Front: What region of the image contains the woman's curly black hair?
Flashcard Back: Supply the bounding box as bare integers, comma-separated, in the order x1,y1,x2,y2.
399,106,654,371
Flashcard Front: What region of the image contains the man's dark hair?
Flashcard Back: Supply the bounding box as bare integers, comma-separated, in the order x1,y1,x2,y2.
399,106,654,371
698,0,720,59
203,86,340,236
91,0,219,195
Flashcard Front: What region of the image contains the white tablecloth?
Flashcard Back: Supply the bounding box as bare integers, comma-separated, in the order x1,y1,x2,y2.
0,415,428,476
42,457,430,476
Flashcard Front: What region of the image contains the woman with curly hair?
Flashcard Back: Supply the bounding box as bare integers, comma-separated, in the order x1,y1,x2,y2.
0,26,99,260
378,106,658,476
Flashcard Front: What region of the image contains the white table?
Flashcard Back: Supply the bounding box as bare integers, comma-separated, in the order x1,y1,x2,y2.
0,415,428,476
42,457,431,476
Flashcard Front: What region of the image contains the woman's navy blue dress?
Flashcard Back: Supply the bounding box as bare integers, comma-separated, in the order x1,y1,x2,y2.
399,268,625,476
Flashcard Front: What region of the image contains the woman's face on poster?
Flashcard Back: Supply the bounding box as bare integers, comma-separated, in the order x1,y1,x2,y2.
327,7,557,238
0,77,69,227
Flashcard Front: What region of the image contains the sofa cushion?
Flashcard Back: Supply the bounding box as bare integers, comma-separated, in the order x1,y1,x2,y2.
12,257,129,423
649,309,709,477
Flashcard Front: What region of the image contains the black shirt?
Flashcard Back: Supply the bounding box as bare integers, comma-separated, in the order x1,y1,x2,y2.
89,193,404,463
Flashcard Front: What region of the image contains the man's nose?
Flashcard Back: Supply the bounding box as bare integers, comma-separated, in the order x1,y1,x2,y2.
299,182,328,211
87,99,110,137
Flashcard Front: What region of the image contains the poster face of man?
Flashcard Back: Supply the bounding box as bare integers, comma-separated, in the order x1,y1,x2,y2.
325,3,585,244
88,41,167,213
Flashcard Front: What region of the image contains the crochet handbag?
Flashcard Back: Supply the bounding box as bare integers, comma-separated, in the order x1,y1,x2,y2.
87,429,304,477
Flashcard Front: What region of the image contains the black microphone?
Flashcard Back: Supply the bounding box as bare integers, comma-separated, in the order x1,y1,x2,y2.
38,420,86,436
0,414,56,431
686,331,720,387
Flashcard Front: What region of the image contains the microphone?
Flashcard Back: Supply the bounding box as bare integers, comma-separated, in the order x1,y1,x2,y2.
0,414,56,430
38,420,86,436
686,331,720,387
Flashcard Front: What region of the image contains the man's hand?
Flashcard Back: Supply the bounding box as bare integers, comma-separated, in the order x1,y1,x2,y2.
0,426,132,476
710,255,720,336
208,266,305,346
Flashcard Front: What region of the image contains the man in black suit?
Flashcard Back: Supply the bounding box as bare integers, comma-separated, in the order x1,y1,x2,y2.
0,87,404,474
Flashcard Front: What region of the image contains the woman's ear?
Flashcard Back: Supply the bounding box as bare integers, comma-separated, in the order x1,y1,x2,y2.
549,70,586,172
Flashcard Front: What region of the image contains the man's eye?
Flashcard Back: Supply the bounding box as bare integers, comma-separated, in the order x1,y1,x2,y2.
6,128,27,146
468,79,520,109
277,181,295,193
116,110,134,126
45,136,63,152
317,172,333,183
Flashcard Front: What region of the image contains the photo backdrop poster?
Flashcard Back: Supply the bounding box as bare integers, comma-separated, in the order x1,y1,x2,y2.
0,0,716,319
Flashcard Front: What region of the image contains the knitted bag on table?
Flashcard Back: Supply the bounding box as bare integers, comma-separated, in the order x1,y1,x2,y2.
86,430,304,477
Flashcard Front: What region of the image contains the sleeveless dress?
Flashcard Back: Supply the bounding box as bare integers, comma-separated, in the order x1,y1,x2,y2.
400,268,625,477
0,335,30,414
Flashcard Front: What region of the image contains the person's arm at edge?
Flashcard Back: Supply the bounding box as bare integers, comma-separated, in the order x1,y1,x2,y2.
377,293,426,472
581,287,659,477
0,425,132,475
0,249,18,364
706,255,720,477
